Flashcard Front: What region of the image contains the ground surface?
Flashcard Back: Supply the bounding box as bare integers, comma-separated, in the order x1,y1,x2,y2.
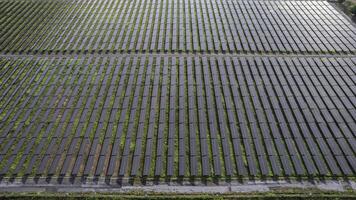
0,0,355,191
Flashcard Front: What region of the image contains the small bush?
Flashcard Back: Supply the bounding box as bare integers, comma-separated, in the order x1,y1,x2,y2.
351,5,356,14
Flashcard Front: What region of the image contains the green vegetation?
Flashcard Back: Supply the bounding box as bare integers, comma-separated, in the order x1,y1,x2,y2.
339,0,356,15
351,4,356,14
1,189,356,200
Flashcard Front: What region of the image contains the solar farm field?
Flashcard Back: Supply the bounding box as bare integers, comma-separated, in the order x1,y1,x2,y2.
1,0,356,54
0,0,356,190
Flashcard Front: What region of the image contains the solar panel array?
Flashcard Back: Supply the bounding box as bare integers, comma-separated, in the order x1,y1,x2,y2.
0,55,355,179
0,0,355,184
0,0,355,54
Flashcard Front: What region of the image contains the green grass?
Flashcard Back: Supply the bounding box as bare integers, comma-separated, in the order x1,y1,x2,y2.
1,189,356,200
